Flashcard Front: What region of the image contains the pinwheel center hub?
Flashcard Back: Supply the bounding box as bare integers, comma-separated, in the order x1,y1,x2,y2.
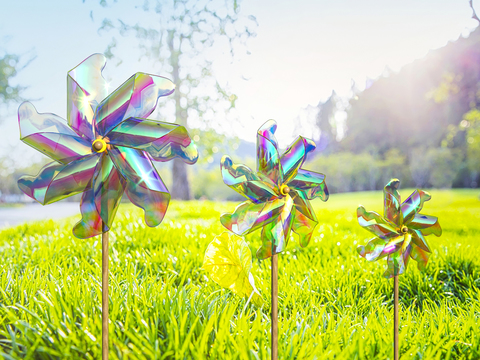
400,225,408,234
280,184,290,196
92,138,109,153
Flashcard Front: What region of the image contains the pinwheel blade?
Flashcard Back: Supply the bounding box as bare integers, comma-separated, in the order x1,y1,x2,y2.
110,146,170,227
19,102,93,164
107,117,198,164
18,154,100,205
256,195,294,259
280,136,316,184
384,179,402,226
410,245,430,271
409,214,442,237
95,73,175,136
220,199,284,236
221,155,277,203
290,190,318,247
384,251,406,278
410,229,431,253
357,237,388,262
357,206,398,240
401,189,432,225
67,54,107,140
73,154,126,238
288,169,329,201
257,119,283,185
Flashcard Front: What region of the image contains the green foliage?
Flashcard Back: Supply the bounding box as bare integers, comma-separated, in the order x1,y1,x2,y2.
0,53,24,105
1,191,479,359
463,110,480,169
307,150,411,193
0,158,50,198
91,0,257,199
337,28,480,190
427,148,462,189
190,156,255,200
344,28,480,157
445,109,480,173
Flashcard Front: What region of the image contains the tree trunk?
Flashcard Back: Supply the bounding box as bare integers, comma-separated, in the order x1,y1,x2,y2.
171,158,191,200
168,33,192,200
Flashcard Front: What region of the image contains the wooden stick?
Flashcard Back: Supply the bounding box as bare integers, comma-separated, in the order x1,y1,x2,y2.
271,253,278,360
102,229,109,360
394,275,399,360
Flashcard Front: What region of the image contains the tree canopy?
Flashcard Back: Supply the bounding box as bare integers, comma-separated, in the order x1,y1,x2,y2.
92,0,257,199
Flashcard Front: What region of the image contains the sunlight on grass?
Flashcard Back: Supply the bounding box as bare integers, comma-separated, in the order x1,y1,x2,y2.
0,190,479,359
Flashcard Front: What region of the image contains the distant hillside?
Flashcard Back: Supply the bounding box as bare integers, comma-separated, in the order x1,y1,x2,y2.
342,26,480,155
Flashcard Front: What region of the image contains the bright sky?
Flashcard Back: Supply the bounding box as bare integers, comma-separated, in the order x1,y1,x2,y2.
0,0,478,167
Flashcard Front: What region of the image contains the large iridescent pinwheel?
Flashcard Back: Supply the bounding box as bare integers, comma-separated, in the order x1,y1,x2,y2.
220,120,329,259
357,179,442,278
17,54,198,239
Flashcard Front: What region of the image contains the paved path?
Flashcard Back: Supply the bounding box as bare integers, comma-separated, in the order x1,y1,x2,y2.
0,202,80,229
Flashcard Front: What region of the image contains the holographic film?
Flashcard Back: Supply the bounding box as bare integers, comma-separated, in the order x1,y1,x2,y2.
357,179,442,278
18,54,198,239
221,120,328,259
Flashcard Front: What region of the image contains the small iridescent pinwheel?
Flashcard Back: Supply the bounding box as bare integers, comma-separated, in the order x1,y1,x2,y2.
357,179,442,278
220,119,329,259
17,54,198,238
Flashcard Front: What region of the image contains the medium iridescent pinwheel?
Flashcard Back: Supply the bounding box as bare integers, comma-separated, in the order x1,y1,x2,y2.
17,54,198,239
220,119,329,259
357,179,442,278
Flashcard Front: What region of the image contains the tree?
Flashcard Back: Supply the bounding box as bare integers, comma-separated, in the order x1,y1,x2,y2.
315,90,339,153
91,0,257,199
0,53,24,108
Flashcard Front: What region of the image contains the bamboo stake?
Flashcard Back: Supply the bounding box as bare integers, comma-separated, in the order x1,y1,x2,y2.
271,253,278,360
394,275,399,360
102,228,109,360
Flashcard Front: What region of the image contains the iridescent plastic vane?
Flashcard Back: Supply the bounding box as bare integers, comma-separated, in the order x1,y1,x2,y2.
220,120,329,259
357,179,442,278
18,54,198,239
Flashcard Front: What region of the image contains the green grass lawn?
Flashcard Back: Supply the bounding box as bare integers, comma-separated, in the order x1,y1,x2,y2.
0,189,479,359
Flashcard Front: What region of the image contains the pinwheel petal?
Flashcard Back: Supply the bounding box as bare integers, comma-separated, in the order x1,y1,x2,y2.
73,154,126,238
290,190,318,247
409,214,442,236
95,73,175,136
280,136,316,183
107,117,198,164
402,243,412,270
357,237,388,262
220,155,277,203
257,120,283,184
410,229,431,253
220,198,284,236
384,251,406,278
383,235,405,255
18,102,93,164
384,179,402,226
410,245,430,271
358,234,404,262
288,169,329,201
357,206,398,240
401,189,432,224
17,154,100,204
256,194,294,259
67,54,107,140
110,146,170,227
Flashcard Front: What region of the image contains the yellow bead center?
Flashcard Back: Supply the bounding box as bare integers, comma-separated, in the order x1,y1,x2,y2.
280,184,290,196
92,139,107,153
400,226,408,234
